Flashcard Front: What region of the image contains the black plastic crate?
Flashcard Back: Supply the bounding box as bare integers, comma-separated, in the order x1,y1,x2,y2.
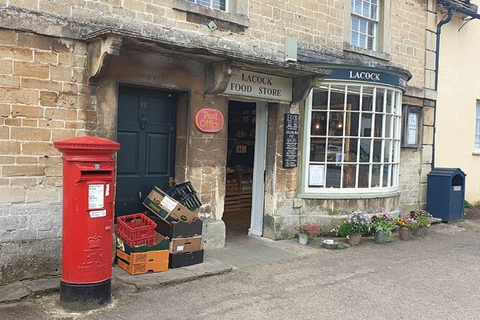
166,181,202,211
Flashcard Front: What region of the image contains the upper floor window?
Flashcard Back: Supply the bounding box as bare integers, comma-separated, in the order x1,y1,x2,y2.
351,0,379,51
188,0,227,11
475,101,480,151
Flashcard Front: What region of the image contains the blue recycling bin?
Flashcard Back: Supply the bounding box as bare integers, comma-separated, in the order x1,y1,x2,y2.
427,168,466,223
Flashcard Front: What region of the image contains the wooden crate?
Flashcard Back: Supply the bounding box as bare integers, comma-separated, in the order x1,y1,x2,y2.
116,249,169,275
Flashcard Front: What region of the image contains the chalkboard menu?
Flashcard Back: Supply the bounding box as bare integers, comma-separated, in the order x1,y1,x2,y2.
283,113,299,168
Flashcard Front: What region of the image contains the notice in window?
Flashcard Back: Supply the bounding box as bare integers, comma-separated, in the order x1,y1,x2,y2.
309,165,325,186
408,113,418,145
88,184,104,209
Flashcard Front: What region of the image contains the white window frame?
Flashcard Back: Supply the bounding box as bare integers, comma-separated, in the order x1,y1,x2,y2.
475,100,480,152
350,0,380,51
187,0,229,11
302,83,402,195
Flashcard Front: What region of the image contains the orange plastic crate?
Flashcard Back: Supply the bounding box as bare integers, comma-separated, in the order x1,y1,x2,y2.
117,213,156,247
116,249,169,275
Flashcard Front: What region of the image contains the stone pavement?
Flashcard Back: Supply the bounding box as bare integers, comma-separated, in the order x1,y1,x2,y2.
0,234,325,305
0,215,467,307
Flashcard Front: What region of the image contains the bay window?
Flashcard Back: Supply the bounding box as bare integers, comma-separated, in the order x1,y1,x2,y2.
304,84,402,194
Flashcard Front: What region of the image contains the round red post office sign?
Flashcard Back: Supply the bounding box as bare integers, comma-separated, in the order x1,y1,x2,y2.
194,108,224,133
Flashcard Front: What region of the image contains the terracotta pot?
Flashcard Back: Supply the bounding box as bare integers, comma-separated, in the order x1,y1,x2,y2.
374,231,388,244
347,233,362,245
413,227,424,236
399,227,413,241
298,233,309,245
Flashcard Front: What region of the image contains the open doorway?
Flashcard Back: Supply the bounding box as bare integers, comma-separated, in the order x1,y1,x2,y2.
224,100,267,240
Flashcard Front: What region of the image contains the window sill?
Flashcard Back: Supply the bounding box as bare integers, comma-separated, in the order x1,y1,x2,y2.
343,43,392,62
172,0,249,28
473,150,480,155
298,190,400,200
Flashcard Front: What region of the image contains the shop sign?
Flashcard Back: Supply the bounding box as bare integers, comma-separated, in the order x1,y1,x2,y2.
326,68,408,90
224,70,292,102
194,108,224,133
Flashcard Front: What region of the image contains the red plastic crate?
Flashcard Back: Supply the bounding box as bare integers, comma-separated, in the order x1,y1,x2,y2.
117,213,157,247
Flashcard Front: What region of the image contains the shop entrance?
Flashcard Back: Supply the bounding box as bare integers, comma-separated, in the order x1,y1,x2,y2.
224,100,267,238
115,86,177,217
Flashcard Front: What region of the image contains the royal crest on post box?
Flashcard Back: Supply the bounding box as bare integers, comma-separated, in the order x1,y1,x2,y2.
194,108,224,133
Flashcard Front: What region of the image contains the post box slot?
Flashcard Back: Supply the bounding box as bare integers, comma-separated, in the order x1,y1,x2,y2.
79,170,112,181
452,174,463,186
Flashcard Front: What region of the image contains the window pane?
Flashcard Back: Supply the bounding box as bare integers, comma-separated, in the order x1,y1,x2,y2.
367,37,374,50
372,164,381,187
330,86,345,109
367,21,375,36
326,164,341,188
392,164,399,186
361,113,372,137
212,0,225,10
383,164,390,187
376,89,385,112
197,0,210,6
347,86,361,111
347,112,360,136
343,165,357,188
385,115,393,138
373,139,382,162
386,90,393,113
363,2,370,17
360,19,367,33
311,112,327,136
358,164,369,187
353,0,362,14
310,138,326,162
327,138,343,163
362,87,374,111
345,138,359,162
329,112,344,136
374,114,383,137
360,139,371,162
351,32,359,47
384,140,392,162
371,4,378,20
313,90,328,110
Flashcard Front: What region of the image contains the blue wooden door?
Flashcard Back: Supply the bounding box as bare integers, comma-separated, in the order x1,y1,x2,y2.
115,86,177,217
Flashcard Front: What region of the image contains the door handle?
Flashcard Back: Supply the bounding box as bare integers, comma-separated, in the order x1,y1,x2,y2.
168,177,175,187
139,115,148,130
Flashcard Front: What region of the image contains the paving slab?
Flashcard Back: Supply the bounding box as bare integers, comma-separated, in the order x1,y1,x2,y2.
112,258,232,290
206,252,263,269
22,277,60,295
0,282,31,303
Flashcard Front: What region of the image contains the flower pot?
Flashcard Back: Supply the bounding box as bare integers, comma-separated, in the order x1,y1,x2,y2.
347,233,362,245
398,227,413,241
374,231,388,244
412,227,423,236
298,233,308,245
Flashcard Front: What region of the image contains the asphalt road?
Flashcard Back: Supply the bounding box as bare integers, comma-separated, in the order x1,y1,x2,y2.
2,215,480,320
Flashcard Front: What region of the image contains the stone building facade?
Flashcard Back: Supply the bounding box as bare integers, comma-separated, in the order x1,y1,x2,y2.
0,0,437,283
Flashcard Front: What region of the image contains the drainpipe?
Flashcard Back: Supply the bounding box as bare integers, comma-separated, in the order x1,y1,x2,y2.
432,8,455,170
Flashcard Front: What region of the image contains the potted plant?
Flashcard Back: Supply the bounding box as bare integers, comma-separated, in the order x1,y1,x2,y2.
295,222,321,245
396,217,419,241
339,211,370,245
370,213,397,244
410,209,432,236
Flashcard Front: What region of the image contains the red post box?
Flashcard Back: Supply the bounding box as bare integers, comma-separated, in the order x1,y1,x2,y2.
54,136,120,311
